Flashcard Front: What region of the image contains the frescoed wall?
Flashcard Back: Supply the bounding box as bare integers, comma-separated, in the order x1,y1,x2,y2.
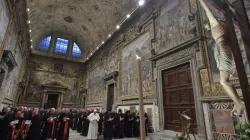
25,71,79,103
120,32,152,98
18,55,84,106
0,0,9,47
104,49,119,75
0,0,28,105
155,0,196,54
86,62,105,104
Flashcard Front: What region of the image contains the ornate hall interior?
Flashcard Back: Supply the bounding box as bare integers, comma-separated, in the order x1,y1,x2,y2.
1,0,250,139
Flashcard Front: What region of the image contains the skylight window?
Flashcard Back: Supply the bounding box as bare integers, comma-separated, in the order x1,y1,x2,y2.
55,38,68,54
72,42,82,57
37,36,51,51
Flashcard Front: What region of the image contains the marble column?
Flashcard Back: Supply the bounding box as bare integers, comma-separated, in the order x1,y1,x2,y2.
60,92,64,108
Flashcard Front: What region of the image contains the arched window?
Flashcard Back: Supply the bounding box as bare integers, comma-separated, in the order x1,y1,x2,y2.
37,36,51,51
35,34,83,59
72,42,82,57
55,38,68,54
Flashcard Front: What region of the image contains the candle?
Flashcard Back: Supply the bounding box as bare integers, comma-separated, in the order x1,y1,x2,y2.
136,55,146,140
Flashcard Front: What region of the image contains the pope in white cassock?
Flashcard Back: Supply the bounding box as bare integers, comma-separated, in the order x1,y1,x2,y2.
87,110,100,140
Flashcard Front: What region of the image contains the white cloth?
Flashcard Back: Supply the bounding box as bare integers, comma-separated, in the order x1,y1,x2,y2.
25,120,31,125
87,113,100,139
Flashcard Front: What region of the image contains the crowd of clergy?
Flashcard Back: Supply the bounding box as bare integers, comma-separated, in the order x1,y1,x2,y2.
0,106,149,140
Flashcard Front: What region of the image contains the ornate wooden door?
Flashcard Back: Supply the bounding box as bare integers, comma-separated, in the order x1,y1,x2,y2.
162,63,197,132
107,84,114,111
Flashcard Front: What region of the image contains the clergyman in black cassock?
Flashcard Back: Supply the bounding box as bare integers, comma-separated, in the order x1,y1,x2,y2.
56,111,70,140
40,109,57,140
26,110,41,140
0,108,14,140
124,111,133,137
81,112,90,136
0,108,7,140
114,110,124,138
98,113,104,135
144,112,148,136
77,111,83,133
104,111,114,140
72,111,77,130
133,113,140,137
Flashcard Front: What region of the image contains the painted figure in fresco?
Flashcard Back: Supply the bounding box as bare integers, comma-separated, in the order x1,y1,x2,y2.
122,76,128,95
199,0,245,115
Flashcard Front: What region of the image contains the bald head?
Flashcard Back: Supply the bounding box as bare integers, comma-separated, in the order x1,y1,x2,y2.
24,107,28,111
65,108,69,113
6,107,10,113
33,108,39,116
50,108,56,113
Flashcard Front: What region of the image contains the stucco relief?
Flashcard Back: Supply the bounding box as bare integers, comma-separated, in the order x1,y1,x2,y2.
25,71,79,103
0,0,9,47
156,46,195,66
120,32,152,97
86,63,105,104
155,0,196,53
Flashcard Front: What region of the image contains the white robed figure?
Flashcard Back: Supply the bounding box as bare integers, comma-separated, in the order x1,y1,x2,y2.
87,110,100,140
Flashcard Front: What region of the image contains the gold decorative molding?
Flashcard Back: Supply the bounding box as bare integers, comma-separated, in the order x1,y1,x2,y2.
189,0,198,13
200,69,211,96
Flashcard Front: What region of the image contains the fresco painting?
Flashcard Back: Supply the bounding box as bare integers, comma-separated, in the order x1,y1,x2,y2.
155,0,195,54
87,63,105,104
25,71,79,103
104,50,119,75
121,32,152,96
0,0,9,47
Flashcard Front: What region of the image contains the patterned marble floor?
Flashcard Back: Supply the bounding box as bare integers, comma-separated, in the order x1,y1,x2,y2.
69,129,174,140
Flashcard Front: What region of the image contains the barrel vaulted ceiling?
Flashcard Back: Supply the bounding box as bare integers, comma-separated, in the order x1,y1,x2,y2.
27,0,138,57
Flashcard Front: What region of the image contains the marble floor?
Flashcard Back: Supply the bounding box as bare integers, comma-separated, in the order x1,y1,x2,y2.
69,129,174,140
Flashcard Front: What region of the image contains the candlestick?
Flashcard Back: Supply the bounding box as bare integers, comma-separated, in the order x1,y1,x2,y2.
136,55,146,140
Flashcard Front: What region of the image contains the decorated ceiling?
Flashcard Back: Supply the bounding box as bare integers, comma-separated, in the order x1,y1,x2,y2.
27,0,137,57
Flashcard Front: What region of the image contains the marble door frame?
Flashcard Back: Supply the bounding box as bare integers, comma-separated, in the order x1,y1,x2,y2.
40,85,67,109
102,71,118,112
155,45,207,140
